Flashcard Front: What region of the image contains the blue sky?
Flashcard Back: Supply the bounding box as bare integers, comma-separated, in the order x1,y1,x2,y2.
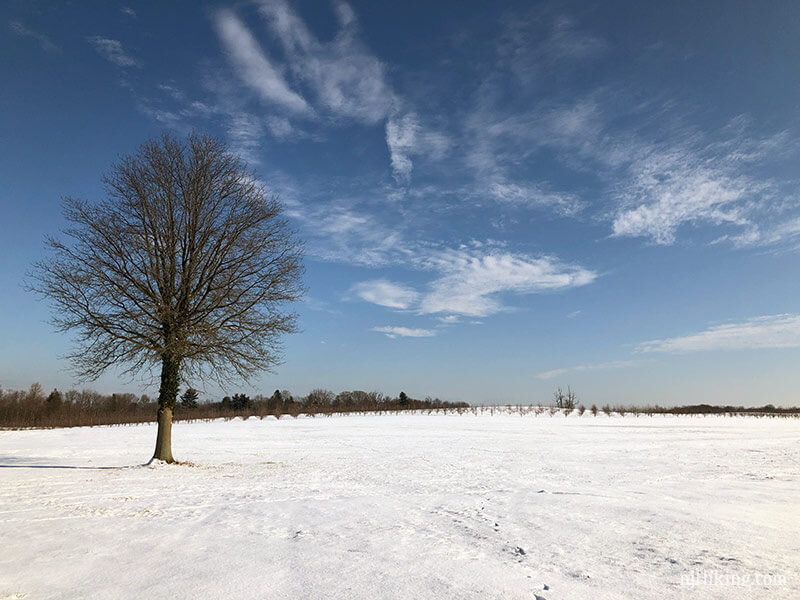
3,0,800,406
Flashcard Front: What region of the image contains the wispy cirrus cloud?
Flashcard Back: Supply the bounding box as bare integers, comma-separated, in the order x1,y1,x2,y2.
372,326,436,338
609,132,774,245
536,360,637,380
497,10,607,84
88,36,140,68
437,315,460,324
213,9,310,114
257,0,393,123
487,182,584,216
418,250,597,317
352,247,597,318
454,6,800,241
88,35,142,68
10,21,60,54
538,101,796,246
638,314,800,353
462,88,790,242
385,113,418,183
206,1,444,181
288,201,408,267
385,112,450,183
350,280,419,310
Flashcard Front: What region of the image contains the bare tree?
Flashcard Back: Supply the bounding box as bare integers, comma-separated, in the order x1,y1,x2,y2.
30,133,304,462
553,386,576,410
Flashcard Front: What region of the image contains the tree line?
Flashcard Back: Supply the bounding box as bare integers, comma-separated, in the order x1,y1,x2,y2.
0,384,469,429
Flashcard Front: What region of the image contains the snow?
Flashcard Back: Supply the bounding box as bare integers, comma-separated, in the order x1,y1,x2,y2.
1,412,798,599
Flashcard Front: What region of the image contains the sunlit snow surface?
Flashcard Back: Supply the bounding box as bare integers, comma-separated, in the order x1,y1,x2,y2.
1,413,798,599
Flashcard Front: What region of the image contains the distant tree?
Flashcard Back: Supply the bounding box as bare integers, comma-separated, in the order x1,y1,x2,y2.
349,390,370,407
46,388,63,409
566,387,576,410
230,393,251,411
590,404,598,417
333,391,352,409
553,386,576,410
267,389,282,411
30,133,304,462
27,383,44,403
180,388,199,409
305,388,335,409
398,391,409,406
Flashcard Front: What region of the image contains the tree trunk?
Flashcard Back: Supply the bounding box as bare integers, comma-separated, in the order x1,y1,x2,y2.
152,353,180,463
153,406,174,463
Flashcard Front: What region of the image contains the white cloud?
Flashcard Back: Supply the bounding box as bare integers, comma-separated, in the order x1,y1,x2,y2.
566,109,794,247
372,326,436,338
135,103,185,130
121,7,136,18
536,360,637,380
257,0,393,123
715,216,800,249
419,250,597,317
385,113,418,183
303,296,340,314
226,111,268,162
611,147,759,245
156,84,185,102
437,315,460,324
460,88,600,219
213,9,310,114
460,39,798,244
488,182,583,216
639,314,800,353
285,188,597,317
350,280,419,310
196,69,276,164
602,117,800,246
284,199,408,267
10,21,60,54
266,115,294,139
88,36,139,67
206,2,450,179
535,368,568,380
285,189,597,315
496,10,607,85
386,112,451,182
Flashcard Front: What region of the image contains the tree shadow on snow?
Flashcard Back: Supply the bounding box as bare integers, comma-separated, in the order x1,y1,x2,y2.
0,456,144,469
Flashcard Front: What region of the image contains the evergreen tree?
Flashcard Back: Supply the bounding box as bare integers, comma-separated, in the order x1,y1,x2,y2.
231,393,251,410
46,388,63,409
180,388,199,409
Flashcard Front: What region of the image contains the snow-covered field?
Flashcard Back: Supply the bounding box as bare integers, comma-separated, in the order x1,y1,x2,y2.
1,413,798,599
